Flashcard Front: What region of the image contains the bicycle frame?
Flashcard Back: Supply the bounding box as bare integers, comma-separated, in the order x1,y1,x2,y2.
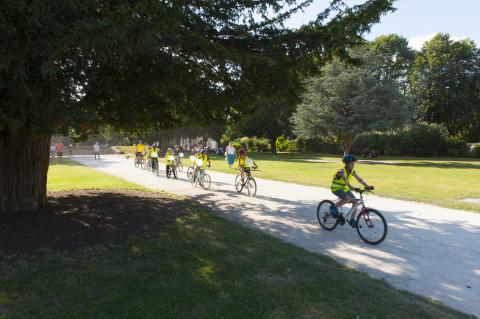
340,191,367,220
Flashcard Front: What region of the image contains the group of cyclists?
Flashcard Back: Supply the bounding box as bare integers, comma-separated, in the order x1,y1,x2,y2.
131,139,385,243
132,140,259,191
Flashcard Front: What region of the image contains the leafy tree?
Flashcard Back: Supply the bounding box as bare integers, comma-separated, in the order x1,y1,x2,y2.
0,0,395,213
236,98,295,153
292,59,413,154
410,33,480,137
367,34,415,89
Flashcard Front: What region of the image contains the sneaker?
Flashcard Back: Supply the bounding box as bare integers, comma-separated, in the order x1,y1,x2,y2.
329,206,338,218
348,219,358,228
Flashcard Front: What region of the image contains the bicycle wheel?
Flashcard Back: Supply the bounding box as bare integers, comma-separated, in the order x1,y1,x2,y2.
187,167,194,181
356,208,387,245
141,158,146,169
246,178,257,197
317,200,338,231
235,175,243,192
177,160,183,172
202,174,211,190
134,158,139,168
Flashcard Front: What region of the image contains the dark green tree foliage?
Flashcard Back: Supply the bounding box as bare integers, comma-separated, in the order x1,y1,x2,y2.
0,0,395,213
292,56,413,154
367,34,415,90
410,33,480,137
236,98,295,153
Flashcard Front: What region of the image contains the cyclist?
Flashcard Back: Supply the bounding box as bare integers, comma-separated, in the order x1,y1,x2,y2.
148,144,160,171
165,147,176,178
193,149,211,181
135,140,146,164
330,154,373,228
238,148,257,183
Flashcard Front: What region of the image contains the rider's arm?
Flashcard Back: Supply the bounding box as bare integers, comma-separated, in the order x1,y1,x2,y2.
353,172,369,188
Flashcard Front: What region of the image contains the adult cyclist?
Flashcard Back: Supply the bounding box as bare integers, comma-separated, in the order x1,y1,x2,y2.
330,154,373,228
135,140,146,164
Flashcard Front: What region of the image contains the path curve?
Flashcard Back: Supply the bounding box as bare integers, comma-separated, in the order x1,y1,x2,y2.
73,155,480,317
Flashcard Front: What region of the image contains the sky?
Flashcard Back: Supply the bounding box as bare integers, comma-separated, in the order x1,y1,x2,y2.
284,0,480,50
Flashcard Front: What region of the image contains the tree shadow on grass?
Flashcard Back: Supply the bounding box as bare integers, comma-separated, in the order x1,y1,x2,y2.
0,190,190,258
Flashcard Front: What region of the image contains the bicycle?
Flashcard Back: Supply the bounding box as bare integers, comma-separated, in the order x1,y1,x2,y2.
235,168,257,197
188,159,211,190
316,188,387,245
174,153,184,172
134,154,145,168
166,155,177,179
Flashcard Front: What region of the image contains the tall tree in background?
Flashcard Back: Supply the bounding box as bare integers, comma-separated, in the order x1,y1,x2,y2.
410,33,480,137
0,0,396,214
367,34,415,90
292,58,413,154
236,98,295,153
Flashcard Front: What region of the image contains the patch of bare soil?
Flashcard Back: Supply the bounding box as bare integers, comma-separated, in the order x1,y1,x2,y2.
0,190,190,258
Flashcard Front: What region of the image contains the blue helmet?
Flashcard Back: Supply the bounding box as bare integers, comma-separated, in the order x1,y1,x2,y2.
342,154,357,163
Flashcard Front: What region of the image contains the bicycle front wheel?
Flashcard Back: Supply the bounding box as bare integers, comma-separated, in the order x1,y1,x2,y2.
235,175,243,192
317,200,338,231
246,178,257,197
356,209,387,245
177,161,183,172
202,174,211,190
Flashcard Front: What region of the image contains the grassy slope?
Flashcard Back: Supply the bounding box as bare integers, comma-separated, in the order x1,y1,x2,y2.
0,161,472,318
186,152,480,212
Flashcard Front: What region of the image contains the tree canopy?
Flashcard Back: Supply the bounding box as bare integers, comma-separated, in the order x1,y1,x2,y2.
1,0,396,138
410,33,480,138
292,55,413,153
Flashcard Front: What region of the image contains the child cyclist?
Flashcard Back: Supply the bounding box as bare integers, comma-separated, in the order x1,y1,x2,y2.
238,148,257,183
193,149,211,181
330,154,373,228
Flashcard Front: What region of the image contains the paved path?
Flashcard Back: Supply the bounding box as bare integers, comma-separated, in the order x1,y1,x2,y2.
74,155,480,317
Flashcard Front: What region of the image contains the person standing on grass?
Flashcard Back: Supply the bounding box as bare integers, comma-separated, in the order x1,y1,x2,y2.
93,142,101,160
225,142,236,168
55,141,64,161
50,143,56,159
67,144,73,157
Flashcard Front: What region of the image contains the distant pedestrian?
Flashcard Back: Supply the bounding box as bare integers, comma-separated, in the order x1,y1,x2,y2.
55,142,64,161
225,142,236,168
68,144,73,157
50,143,56,159
93,142,101,160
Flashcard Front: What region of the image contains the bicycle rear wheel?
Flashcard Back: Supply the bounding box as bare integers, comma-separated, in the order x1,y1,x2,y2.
356,209,387,245
317,200,338,231
202,174,211,190
246,178,257,197
235,175,243,192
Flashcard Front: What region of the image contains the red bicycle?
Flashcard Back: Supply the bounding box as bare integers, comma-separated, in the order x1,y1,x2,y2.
317,188,387,245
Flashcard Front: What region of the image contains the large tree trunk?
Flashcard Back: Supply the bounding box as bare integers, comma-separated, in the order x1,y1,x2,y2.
0,134,51,214
270,136,277,154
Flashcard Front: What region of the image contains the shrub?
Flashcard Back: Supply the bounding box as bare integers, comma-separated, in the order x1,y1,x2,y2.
443,137,470,157
276,136,299,152
229,136,271,152
399,124,446,156
474,145,480,158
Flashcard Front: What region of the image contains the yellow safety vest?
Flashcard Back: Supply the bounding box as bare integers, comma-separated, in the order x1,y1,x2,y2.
331,167,355,192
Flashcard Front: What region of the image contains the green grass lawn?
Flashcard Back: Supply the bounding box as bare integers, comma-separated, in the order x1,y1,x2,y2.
48,159,144,192
0,160,472,318
184,152,480,212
